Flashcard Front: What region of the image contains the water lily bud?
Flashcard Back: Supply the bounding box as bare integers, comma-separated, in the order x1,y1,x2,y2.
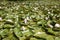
48,24,53,28
45,17,49,20
6,19,13,22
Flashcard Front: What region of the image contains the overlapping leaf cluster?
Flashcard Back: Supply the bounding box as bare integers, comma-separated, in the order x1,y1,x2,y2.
0,1,60,40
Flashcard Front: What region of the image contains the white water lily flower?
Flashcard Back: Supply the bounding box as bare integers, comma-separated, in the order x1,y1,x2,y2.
0,17,2,21
21,26,26,31
26,17,30,20
35,32,44,35
34,7,38,10
55,23,60,27
0,6,1,8
24,19,27,24
48,11,50,14
37,32,42,34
